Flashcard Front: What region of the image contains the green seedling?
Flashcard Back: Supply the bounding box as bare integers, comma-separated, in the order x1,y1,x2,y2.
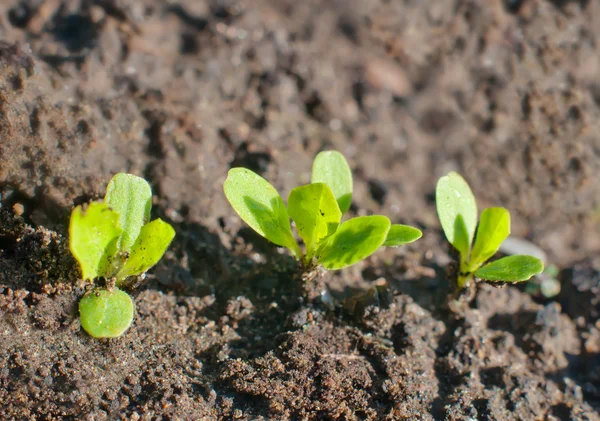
436,172,544,289
224,151,422,271
70,173,175,338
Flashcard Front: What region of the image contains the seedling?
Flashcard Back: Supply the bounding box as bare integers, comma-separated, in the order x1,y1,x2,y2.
70,173,175,338
436,172,544,289
224,151,422,272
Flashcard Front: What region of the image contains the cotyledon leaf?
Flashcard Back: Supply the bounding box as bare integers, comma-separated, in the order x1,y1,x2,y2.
436,172,478,257
475,255,544,282
469,207,510,271
116,219,176,284
311,151,353,214
288,183,342,256
224,168,300,257
69,202,122,280
317,215,391,270
383,224,422,247
79,288,134,338
105,173,152,252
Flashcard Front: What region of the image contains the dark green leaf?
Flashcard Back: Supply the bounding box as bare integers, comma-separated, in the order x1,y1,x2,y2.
475,255,544,282
311,151,353,214
317,215,391,270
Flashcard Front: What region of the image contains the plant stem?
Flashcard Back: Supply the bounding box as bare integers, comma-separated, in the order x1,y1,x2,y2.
457,272,473,289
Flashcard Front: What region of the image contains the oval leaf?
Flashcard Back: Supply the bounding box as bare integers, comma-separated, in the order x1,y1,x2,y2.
69,202,122,280
116,219,176,284
224,168,299,256
311,151,353,214
384,224,422,247
474,255,544,282
469,207,510,271
79,288,134,338
436,172,478,256
317,215,391,270
105,173,152,252
288,183,342,255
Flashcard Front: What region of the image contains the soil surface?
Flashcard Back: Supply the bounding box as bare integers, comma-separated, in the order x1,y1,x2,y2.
1,0,600,420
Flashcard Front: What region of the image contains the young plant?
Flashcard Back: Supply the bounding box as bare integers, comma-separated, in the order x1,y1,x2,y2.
70,173,175,338
224,151,422,271
436,172,544,289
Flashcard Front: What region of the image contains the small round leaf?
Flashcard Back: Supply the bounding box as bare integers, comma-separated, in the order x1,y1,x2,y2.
79,288,134,338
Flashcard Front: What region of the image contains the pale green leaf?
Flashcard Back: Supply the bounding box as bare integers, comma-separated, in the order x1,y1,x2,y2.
288,183,342,256
317,215,391,270
105,173,152,252
79,288,134,338
311,151,353,214
69,202,122,280
224,168,299,256
469,207,510,271
436,172,478,256
474,255,544,282
383,224,422,247
116,219,176,283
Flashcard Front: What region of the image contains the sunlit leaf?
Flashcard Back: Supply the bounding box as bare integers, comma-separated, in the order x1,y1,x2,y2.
116,219,176,284
436,172,478,256
475,255,544,282
383,224,422,247
317,215,391,270
311,151,353,214
288,183,342,256
224,168,299,257
105,173,152,252
69,202,122,280
79,288,134,338
469,207,510,271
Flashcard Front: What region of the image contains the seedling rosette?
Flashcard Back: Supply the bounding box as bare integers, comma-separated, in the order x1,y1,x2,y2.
435,171,544,289
70,173,175,338
224,151,422,273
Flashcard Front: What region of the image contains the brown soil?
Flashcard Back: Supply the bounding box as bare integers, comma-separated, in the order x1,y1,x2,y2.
1,0,600,419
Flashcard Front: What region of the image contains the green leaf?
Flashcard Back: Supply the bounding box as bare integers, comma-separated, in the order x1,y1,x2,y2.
317,215,391,270
224,168,299,257
469,207,510,271
116,219,176,283
79,288,134,338
288,183,342,256
383,224,422,247
105,173,152,252
474,255,544,282
69,202,123,280
436,172,478,256
311,151,353,214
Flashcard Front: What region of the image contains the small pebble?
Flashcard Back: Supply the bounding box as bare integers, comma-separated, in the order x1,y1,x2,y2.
12,203,24,216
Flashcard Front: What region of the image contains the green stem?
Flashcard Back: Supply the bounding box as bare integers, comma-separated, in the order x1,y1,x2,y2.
457,272,473,289
458,257,474,289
